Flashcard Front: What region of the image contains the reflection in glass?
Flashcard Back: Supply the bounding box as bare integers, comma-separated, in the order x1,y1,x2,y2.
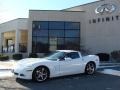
32,21,80,53
37,30,48,37
49,21,64,30
36,38,48,53
65,22,80,30
49,30,64,37
65,38,80,50
32,21,49,30
65,30,80,37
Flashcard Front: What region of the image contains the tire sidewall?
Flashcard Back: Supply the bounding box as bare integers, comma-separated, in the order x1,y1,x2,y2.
32,66,49,82
85,62,95,75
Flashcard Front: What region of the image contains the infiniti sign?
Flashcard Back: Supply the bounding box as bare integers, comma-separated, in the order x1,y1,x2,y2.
95,4,116,14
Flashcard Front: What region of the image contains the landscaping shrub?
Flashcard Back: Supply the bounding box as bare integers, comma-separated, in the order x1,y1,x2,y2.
13,54,23,60
111,50,120,62
29,53,38,58
96,53,110,61
0,55,9,61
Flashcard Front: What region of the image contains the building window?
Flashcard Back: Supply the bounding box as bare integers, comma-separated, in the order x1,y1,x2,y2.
65,38,80,50
65,30,80,38
2,31,15,53
32,21,80,53
49,21,64,30
65,22,80,30
49,30,64,37
32,21,49,30
19,30,28,53
32,37,49,53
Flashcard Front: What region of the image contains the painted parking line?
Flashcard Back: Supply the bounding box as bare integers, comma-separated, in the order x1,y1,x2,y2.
99,69,120,76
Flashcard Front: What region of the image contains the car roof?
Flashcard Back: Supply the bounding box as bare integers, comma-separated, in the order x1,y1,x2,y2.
56,50,78,53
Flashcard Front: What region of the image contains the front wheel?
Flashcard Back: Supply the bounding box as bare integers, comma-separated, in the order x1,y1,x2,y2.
85,62,96,75
32,67,49,82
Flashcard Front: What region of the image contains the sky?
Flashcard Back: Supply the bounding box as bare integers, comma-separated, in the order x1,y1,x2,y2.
0,0,98,24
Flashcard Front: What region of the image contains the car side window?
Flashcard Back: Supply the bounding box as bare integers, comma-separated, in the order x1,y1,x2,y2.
66,52,80,59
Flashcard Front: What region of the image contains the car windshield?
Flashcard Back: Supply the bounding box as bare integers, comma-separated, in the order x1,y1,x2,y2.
45,51,65,61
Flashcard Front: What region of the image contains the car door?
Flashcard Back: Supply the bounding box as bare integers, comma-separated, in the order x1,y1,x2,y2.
59,52,84,76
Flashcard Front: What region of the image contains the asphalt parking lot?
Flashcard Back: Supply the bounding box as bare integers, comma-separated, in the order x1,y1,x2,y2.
0,63,120,90
0,72,120,90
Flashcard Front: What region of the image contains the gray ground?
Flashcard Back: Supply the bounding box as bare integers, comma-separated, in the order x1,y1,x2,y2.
0,71,120,90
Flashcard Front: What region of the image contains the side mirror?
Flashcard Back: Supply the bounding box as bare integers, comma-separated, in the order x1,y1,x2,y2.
65,57,71,61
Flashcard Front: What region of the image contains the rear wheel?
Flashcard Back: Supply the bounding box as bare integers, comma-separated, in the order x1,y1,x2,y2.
85,62,96,75
32,66,49,82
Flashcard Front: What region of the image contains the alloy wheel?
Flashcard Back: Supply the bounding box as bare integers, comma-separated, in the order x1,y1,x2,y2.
85,63,95,75
33,67,48,82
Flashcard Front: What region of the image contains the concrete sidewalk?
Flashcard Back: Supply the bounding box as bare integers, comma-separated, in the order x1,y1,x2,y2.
0,60,17,70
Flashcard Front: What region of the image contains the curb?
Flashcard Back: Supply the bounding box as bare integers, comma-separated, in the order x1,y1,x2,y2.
100,63,120,66
99,65,120,69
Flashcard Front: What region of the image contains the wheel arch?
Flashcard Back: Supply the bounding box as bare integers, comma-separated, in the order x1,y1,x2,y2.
84,61,96,74
32,65,50,78
86,61,96,69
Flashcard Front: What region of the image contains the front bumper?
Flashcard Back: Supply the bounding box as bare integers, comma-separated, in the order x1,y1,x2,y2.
12,68,33,80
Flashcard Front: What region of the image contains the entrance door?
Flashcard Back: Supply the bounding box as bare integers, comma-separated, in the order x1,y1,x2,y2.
6,39,14,52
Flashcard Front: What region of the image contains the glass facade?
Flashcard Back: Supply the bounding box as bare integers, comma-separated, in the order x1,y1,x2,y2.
19,30,28,52
2,31,15,53
32,21,80,53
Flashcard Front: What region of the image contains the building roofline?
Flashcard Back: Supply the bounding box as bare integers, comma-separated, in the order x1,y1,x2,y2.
0,18,28,25
63,0,101,10
29,9,85,12
30,10,60,11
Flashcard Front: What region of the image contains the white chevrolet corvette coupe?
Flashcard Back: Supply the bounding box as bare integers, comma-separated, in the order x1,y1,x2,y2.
12,50,99,82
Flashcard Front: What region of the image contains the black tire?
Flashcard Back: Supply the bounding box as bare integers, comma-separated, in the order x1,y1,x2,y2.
32,66,49,82
85,62,96,75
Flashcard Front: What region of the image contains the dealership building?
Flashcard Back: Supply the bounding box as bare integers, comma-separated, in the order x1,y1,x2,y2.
0,0,120,55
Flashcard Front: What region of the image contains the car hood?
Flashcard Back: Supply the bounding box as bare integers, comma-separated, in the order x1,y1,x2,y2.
16,58,49,66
